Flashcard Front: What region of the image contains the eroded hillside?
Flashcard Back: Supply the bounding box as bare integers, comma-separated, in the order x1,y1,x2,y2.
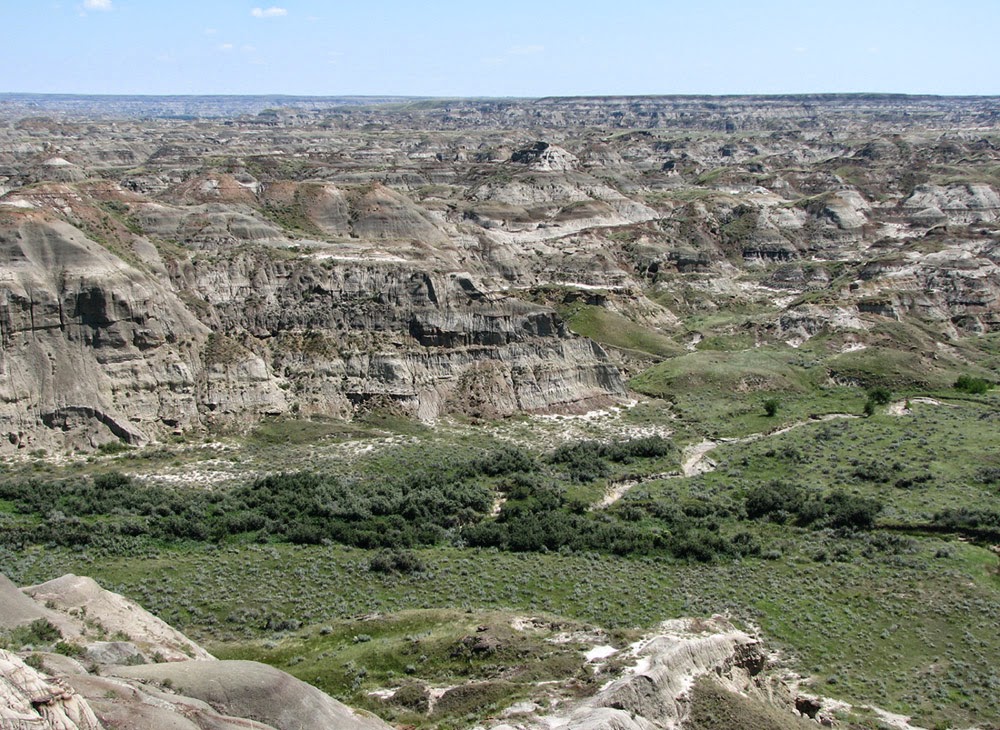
0,95,998,450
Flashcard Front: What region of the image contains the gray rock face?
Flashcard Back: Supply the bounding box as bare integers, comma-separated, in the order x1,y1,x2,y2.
1,95,999,450
0,206,209,451
903,184,1000,224
0,195,625,450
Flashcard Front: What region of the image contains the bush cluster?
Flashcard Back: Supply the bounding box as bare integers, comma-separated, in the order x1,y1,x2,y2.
932,508,1000,536
744,481,882,530
0,437,682,558
548,436,675,483
0,457,495,550
464,473,758,562
954,374,989,394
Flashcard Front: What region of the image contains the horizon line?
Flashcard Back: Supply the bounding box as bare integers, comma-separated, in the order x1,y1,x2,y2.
3,91,1000,101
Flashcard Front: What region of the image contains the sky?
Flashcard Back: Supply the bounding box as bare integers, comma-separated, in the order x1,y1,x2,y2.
3,0,999,97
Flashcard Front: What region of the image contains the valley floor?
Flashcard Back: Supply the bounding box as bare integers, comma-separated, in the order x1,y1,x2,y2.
3,389,999,729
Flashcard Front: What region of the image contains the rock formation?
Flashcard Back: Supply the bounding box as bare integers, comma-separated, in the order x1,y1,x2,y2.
0,574,393,730
1,94,998,450
490,617,788,730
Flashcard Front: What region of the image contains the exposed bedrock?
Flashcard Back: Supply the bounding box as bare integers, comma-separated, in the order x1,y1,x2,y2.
0,207,626,451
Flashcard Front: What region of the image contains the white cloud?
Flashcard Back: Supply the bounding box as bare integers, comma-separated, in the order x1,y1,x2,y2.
83,0,112,9
219,43,235,51
251,7,287,18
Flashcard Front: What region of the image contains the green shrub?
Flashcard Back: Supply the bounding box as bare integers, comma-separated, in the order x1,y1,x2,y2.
548,441,609,483
369,549,426,574
54,641,85,657
821,491,882,530
866,386,892,405
96,440,131,455
391,682,430,713
954,374,989,394
932,508,1000,532
432,681,515,718
745,483,880,531
745,481,805,522
3,618,62,649
975,467,1000,485
473,446,536,476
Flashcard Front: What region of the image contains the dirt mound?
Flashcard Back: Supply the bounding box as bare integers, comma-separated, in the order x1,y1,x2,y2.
24,574,212,662
0,574,67,632
112,660,392,730
348,183,449,243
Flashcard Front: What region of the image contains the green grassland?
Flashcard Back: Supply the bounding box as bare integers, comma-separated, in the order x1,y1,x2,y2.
565,304,684,358
5,525,998,728
2,316,999,729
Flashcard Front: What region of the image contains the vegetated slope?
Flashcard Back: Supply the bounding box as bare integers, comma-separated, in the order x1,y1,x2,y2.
0,572,880,730
2,391,999,728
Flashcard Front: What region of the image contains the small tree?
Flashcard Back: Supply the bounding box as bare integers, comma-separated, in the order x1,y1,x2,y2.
762,398,779,417
955,374,989,394
867,386,892,405
862,386,890,417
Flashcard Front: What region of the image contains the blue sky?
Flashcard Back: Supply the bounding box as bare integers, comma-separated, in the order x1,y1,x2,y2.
4,1,998,96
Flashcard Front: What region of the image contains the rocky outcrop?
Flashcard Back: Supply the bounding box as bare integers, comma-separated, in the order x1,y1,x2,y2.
0,189,627,450
21,574,211,662
490,617,791,730
0,208,208,451
903,184,1000,224
0,650,103,730
1,574,392,730
110,661,392,730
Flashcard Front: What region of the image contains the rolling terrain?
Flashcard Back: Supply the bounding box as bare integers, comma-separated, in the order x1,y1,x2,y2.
1,94,999,730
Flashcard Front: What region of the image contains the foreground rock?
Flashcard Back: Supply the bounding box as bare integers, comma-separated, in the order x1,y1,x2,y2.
487,617,805,730
21,574,211,662
109,661,391,730
0,574,393,730
0,650,102,730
